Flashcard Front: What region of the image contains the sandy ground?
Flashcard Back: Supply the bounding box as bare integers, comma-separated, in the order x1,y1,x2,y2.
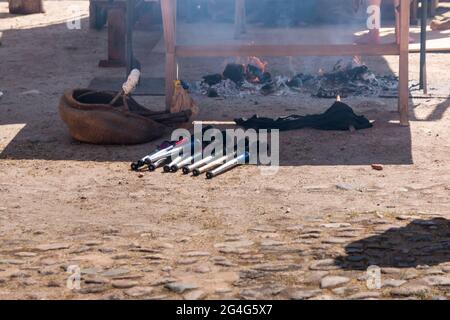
0,1,450,300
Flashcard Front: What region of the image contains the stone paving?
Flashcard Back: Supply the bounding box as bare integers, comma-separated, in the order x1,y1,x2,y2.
1,209,449,300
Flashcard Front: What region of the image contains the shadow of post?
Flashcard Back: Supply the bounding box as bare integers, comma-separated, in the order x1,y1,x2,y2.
335,218,450,270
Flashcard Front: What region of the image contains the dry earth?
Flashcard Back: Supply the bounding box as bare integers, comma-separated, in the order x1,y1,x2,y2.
0,1,449,300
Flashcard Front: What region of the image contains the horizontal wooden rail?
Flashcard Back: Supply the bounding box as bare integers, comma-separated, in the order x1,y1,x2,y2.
175,43,400,57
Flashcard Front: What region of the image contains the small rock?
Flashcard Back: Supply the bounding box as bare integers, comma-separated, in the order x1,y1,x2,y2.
281,288,321,300
193,265,211,273
165,282,198,293
112,280,138,289
320,276,351,289
425,269,444,275
431,296,447,300
176,258,198,265
102,268,130,277
0,259,25,265
81,267,102,275
214,240,254,250
70,246,91,254
252,263,298,272
14,252,37,258
382,279,407,288
143,254,166,260
124,286,153,297
215,288,232,294
381,268,402,274
38,267,58,276
309,259,340,271
182,251,210,257
422,276,450,286
322,238,348,244
47,280,60,288
371,164,384,171
303,271,329,285
348,291,381,300
20,278,37,286
79,285,109,294
390,283,430,297
321,223,351,229
183,290,207,300
260,240,286,247
336,183,360,191
36,243,70,251
151,277,177,286
331,286,357,296
10,271,30,278
84,277,110,285
111,254,131,260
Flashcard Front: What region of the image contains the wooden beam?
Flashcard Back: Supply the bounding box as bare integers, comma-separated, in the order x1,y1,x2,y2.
161,0,177,111
398,0,410,126
176,43,400,57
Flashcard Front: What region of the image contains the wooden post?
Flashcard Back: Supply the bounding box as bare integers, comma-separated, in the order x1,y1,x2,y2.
9,0,44,14
234,0,246,39
398,0,410,126
98,8,126,67
125,0,134,76
419,0,428,94
161,0,177,111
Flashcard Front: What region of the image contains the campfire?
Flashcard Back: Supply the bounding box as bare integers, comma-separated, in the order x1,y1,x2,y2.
191,57,399,99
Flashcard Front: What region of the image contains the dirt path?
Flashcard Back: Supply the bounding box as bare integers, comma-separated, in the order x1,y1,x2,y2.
0,2,449,300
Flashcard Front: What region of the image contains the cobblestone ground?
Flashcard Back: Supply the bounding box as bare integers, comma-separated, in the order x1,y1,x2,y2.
0,161,449,300
1,2,450,300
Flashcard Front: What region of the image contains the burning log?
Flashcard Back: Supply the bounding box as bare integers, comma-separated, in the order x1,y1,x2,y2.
223,63,245,84
202,74,223,86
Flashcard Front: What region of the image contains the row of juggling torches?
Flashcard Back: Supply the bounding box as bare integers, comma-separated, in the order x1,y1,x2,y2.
131,130,249,179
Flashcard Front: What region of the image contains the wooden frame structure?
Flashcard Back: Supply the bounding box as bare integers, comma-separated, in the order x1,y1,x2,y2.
161,0,411,126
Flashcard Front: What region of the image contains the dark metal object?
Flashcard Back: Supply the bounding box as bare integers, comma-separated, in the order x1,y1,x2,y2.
419,0,428,94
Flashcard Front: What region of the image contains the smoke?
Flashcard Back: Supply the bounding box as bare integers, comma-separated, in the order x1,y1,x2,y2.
176,1,374,77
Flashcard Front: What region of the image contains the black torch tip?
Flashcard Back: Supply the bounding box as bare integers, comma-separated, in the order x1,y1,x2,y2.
182,167,190,175
163,165,171,173
206,171,214,179
131,161,142,171
192,169,200,176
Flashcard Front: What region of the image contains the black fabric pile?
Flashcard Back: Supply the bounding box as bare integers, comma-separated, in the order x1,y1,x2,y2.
234,102,373,131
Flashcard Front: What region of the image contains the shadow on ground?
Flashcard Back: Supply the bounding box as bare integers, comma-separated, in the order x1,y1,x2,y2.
335,218,450,270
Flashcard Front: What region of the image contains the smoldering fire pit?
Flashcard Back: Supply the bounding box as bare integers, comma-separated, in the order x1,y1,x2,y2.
190,58,400,99
160,0,412,125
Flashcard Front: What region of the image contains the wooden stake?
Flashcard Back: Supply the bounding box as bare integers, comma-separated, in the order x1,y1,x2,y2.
398,0,410,126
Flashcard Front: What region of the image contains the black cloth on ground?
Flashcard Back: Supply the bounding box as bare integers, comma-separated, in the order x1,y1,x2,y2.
234,102,373,131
